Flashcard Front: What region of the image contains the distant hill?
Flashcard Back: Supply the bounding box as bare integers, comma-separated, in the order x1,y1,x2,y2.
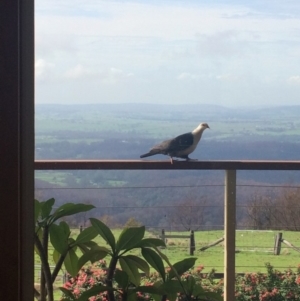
34,103,300,229
35,103,300,123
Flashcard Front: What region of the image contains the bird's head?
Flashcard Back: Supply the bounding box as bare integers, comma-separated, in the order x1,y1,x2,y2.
192,122,210,134
200,123,210,129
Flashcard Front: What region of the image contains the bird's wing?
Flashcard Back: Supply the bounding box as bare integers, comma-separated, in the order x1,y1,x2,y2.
141,132,194,158
167,132,194,153
140,138,173,157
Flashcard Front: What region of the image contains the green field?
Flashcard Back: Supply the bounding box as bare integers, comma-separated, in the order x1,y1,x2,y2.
35,228,300,300
35,228,300,282
161,229,300,273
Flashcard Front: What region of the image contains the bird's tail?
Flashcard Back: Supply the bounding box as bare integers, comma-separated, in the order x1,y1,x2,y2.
140,152,153,158
140,149,160,158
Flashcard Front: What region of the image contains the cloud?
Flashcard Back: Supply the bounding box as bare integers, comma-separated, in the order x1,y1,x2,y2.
216,74,240,81
101,67,134,84
35,59,55,81
64,64,93,79
177,72,198,81
34,1,300,106
63,65,134,83
287,75,300,85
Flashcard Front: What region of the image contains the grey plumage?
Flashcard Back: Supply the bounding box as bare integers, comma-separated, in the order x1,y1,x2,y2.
140,123,210,161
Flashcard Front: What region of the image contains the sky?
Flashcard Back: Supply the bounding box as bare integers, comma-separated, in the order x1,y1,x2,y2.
35,0,300,107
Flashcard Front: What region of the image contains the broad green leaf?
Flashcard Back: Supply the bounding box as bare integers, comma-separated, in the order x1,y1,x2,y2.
154,247,180,280
68,237,76,245
185,275,196,294
53,248,60,265
119,257,141,286
151,281,165,301
135,238,166,248
75,226,98,244
167,292,177,301
117,226,145,252
77,247,109,269
34,199,41,223
127,291,137,301
122,255,150,276
136,285,165,295
40,198,55,219
190,282,205,297
77,285,114,301
168,258,197,279
141,248,165,281
49,223,69,254
114,269,129,289
51,203,95,224
64,248,79,277
159,280,184,294
59,287,75,299
34,228,43,255
77,241,99,253
90,218,116,251
59,221,70,235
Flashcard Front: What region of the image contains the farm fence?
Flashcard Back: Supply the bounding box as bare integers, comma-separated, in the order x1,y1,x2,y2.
34,159,300,301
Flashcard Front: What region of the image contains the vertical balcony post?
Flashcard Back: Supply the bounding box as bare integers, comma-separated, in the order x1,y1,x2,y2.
224,170,236,301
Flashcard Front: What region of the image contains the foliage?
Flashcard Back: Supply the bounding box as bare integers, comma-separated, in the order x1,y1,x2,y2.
34,198,97,301
167,196,208,231
124,217,142,228
245,188,300,231
60,219,222,301
234,263,300,301
63,262,300,301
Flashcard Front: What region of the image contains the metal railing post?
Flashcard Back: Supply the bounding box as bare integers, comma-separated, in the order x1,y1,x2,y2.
224,170,236,301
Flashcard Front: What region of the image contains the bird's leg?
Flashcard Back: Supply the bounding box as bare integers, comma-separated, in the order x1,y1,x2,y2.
170,157,173,164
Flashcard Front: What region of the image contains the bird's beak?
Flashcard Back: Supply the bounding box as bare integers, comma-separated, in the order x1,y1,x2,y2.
207,125,210,129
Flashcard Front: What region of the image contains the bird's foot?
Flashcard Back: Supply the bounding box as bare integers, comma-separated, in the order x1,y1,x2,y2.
186,157,198,162
170,157,179,164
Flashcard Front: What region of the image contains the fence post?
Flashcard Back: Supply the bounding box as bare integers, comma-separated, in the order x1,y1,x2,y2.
80,225,83,233
274,232,282,255
224,170,236,301
190,230,195,255
161,229,165,245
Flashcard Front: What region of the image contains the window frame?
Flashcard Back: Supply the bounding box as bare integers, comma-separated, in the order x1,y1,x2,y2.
0,1,34,300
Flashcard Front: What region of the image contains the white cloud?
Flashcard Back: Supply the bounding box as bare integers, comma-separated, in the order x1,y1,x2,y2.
177,72,198,81
287,75,300,85
101,67,134,84
63,65,134,84
35,59,55,81
216,74,239,82
34,1,300,106
64,64,93,79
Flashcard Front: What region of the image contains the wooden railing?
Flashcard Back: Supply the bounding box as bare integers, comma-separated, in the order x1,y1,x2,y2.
34,159,300,301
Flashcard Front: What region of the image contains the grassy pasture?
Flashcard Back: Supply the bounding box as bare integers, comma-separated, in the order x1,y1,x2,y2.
34,229,300,282
160,229,300,273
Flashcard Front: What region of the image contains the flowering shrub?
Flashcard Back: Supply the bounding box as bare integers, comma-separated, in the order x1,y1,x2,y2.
60,220,221,301
234,263,300,301
62,262,222,301
62,262,300,301
62,260,108,300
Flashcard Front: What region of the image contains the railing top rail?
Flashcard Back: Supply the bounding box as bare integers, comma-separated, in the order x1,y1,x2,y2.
34,160,300,171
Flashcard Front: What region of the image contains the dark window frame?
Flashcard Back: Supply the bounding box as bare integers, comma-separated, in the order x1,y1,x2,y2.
0,1,34,300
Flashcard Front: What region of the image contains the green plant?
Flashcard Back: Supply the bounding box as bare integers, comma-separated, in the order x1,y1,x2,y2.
34,198,99,301
60,219,222,301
